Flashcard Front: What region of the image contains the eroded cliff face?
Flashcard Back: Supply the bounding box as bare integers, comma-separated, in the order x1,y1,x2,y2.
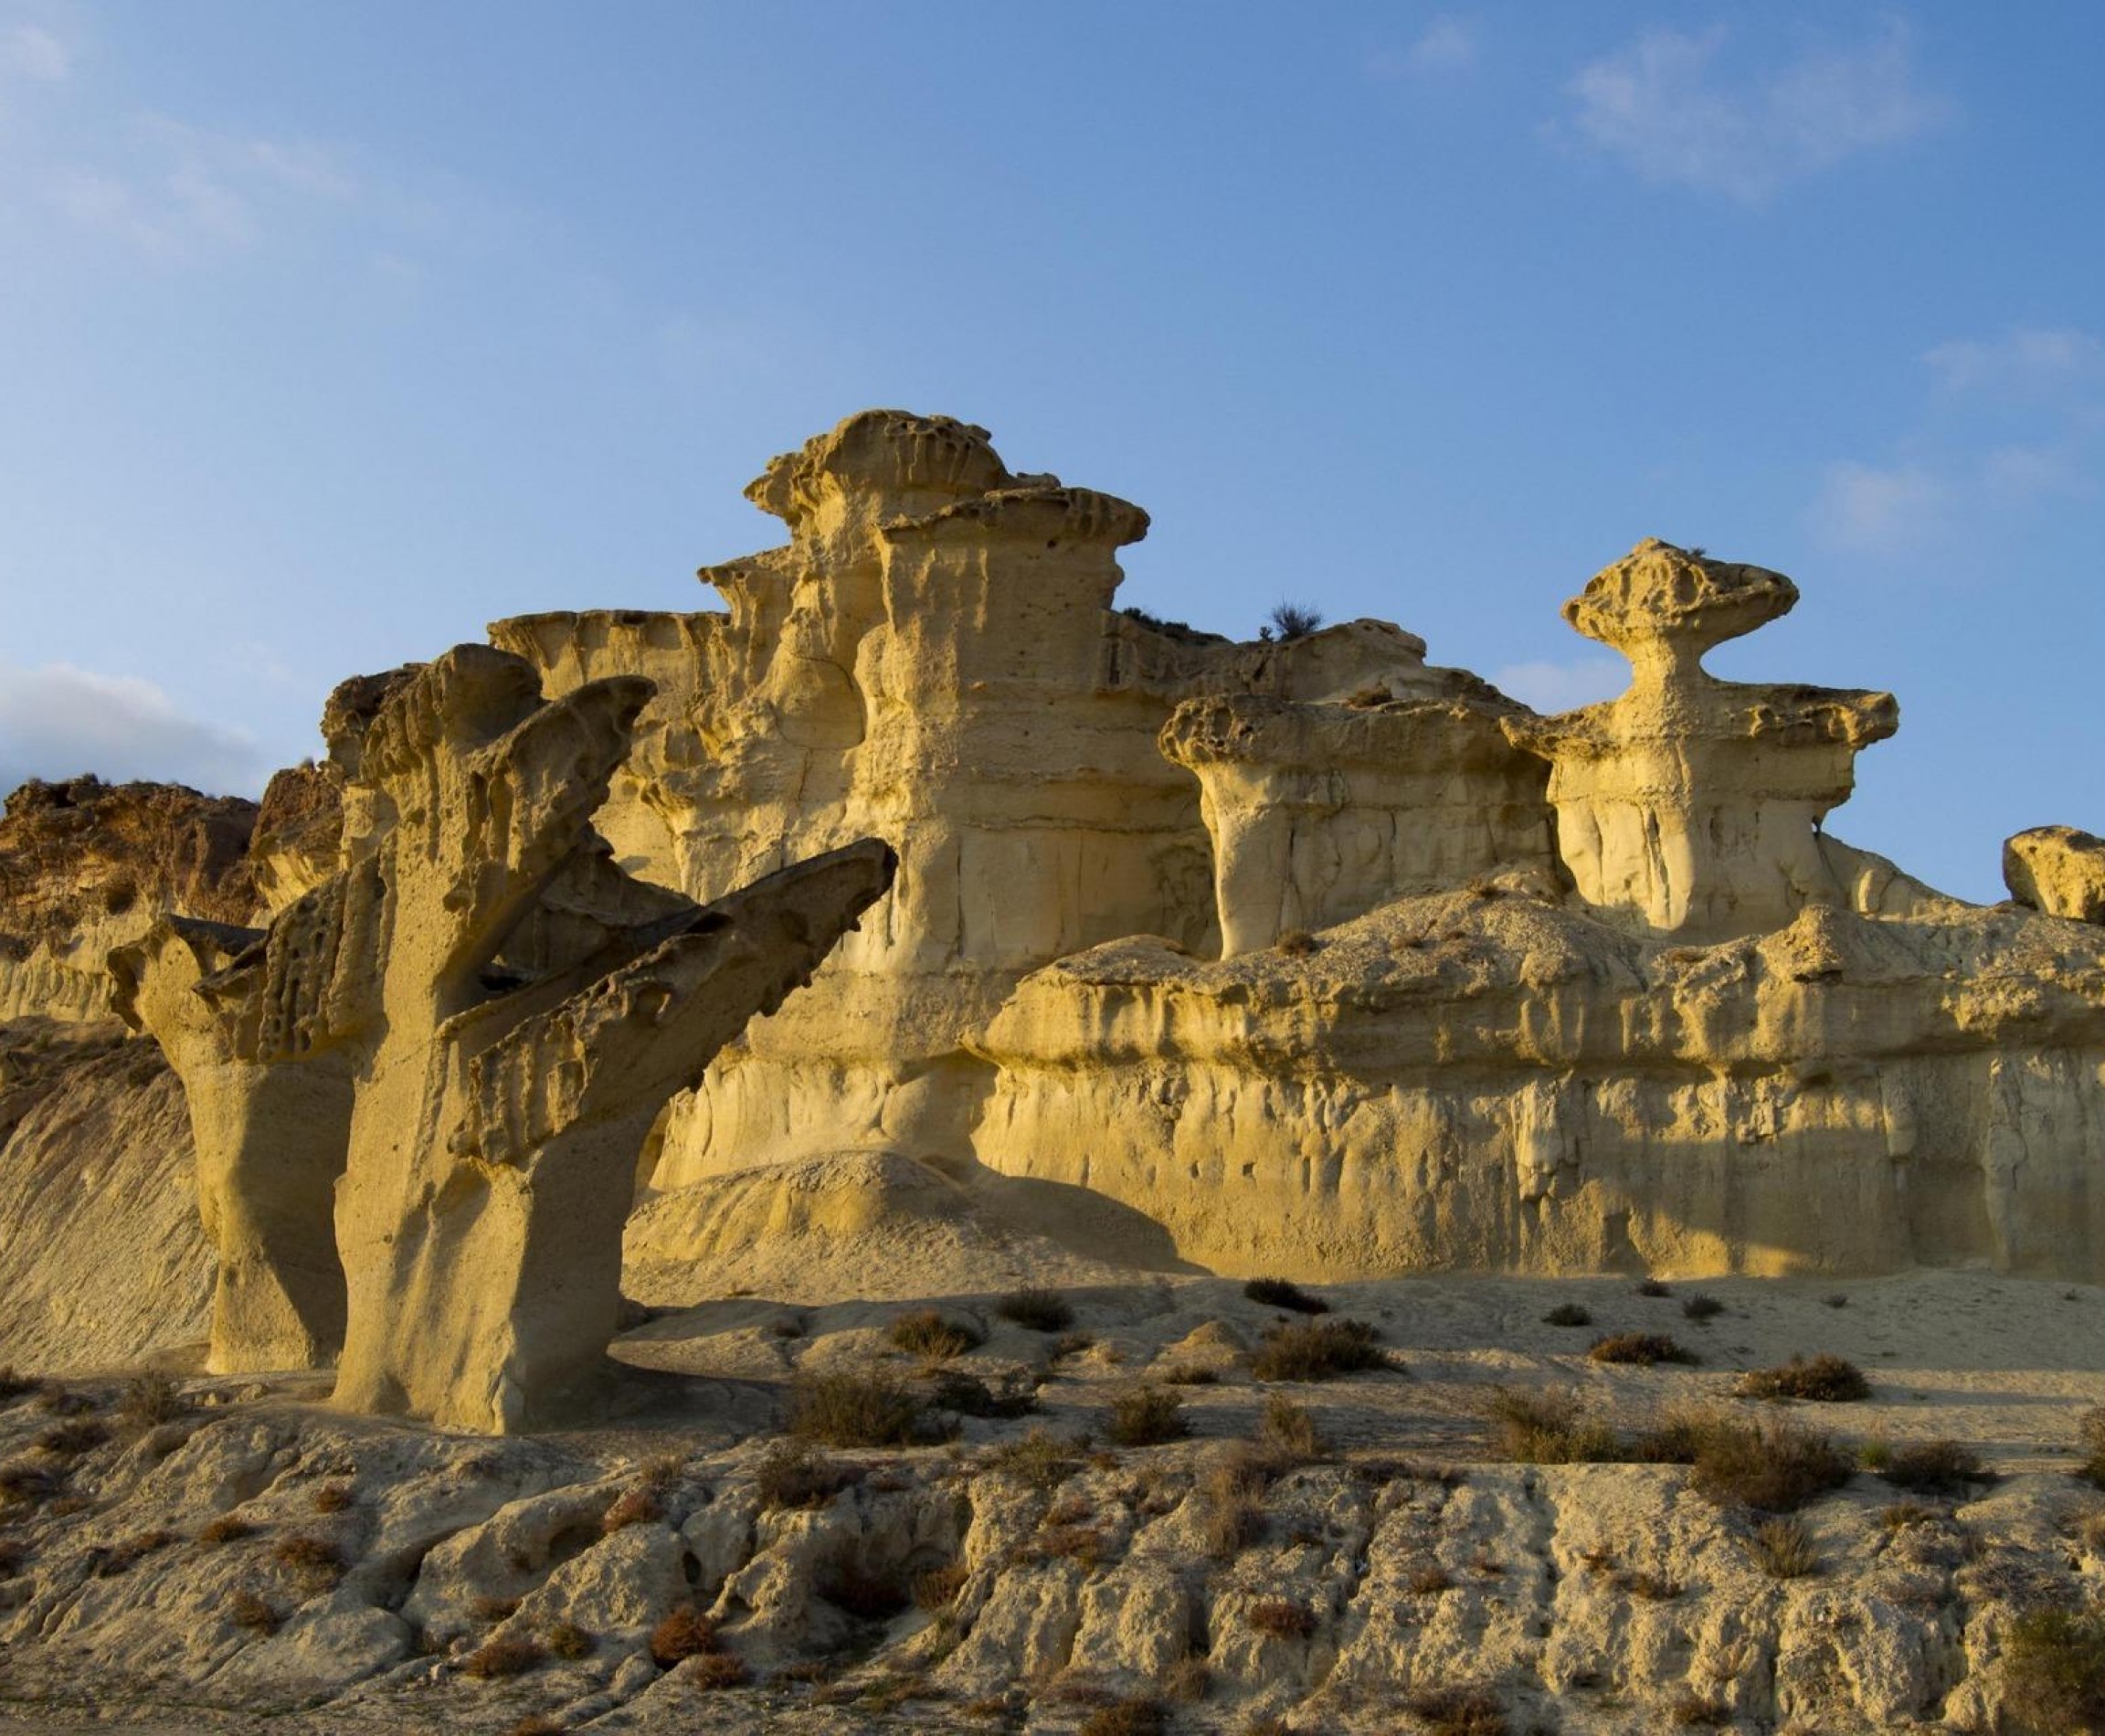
490,418,2105,1286
0,778,259,1022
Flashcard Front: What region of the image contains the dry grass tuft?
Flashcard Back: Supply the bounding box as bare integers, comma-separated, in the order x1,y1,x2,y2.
1273,928,1319,958
1162,1654,1210,1703
914,1560,969,1612
2077,1406,2105,1489
1105,1385,1188,1447
1246,1598,1317,1639
995,1287,1074,1333
1404,1685,1508,1735
117,1372,185,1429
755,1440,856,1510
1878,1439,1991,1495
1541,1302,1592,1328
1634,1279,1673,1298
1196,1452,1268,1559
1406,1563,1454,1595
1588,1332,1698,1367
271,1531,344,1590
1681,1293,1725,1320
97,1529,176,1575
1736,1354,1870,1403
1688,1414,1854,1513
227,1589,280,1635
460,1634,545,1678
1251,1318,1386,1381
1670,1694,1730,1727
471,1594,521,1623
2001,1606,2105,1733
1485,1387,1619,1464
544,1618,595,1659
1254,1394,1327,1466
788,1367,936,1447
1077,1698,1167,1736
1160,1364,1220,1386
1243,1277,1329,1315
34,1419,110,1457
650,1606,719,1667
0,1367,33,1403
1748,1516,1821,1579
985,1428,1084,1489
681,1650,750,1689
599,1486,664,1535
311,1482,354,1514
888,1309,985,1360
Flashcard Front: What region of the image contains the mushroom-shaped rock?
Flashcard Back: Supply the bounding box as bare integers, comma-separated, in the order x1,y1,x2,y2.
2004,825,2105,924
1504,540,1897,942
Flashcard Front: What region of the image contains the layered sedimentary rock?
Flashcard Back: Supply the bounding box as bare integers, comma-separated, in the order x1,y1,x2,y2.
0,777,259,1021
493,412,1426,1203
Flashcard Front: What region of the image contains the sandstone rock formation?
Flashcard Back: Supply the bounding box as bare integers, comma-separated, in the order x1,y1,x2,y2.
0,777,259,1022
2005,823,2105,924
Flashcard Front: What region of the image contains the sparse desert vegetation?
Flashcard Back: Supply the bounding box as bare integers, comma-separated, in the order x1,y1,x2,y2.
1243,1277,1329,1315
995,1287,1074,1332
1737,1353,1871,1403
1250,1318,1387,1381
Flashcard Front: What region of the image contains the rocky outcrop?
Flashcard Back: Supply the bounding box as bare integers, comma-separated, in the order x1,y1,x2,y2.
2005,824,2105,924
1504,541,1899,944
0,778,259,1021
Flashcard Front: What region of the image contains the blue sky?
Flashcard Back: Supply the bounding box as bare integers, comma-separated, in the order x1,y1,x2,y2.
0,3,2099,901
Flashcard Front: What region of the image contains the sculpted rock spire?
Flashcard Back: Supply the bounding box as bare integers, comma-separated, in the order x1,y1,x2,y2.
1505,539,1898,942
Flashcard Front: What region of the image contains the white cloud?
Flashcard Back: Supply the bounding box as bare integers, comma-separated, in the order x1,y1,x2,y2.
1491,657,1626,714
0,22,69,81
1925,327,2105,398
31,112,358,262
1405,18,1477,75
1809,460,1943,552
1566,21,1949,201
0,663,267,798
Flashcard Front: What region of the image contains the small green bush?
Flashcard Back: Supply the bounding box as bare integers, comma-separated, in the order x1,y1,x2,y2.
1688,1415,1853,1513
2001,1606,2105,1733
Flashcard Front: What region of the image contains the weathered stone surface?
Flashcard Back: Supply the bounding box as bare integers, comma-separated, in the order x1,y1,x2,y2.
1504,540,1899,943
2005,823,2105,923
0,777,259,1021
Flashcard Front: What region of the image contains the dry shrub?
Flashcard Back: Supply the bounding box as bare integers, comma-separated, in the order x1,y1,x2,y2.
2001,1605,2105,1733
271,1531,344,1590
0,1540,25,1576
788,1367,933,1447
1243,1277,1328,1315
1162,1655,1210,1702
681,1650,750,1689
1736,1354,1870,1403
1406,1563,1454,1595
227,1589,280,1635
1634,1279,1673,1297
1404,1685,1507,1735
1681,1293,1725,1320
914,1560,969,1612
0,1460,63,1508
471,1593,521,1622
1748,1516,1820,1579
502,1719,566,1736
1160,1365,1220,1386
544,1618,595,1659
1542,1302,1592,1328
1246,1598,1317,1639
2076,1406,2105,1489
1670,1694,1729,1727
1251,1318,1386,1382
35,1383,93,1416
650,1605,719,1667
461,1633,544,1678
929,1368,1038,1419
600,1487,664,1535
1615,1568,1683,1601
1255,1394,1327,1466
1078,1698,1167,1736
1879,1439,1991,1495
1588,1332,1698,1368
1031,1524,1106,1567
117,1372,185,1429
198,1506,257,1540
1688,1414,1853,1512
1882,1502,1941,1530
1273,928,1318,958
34,1419,110,1457
996,1287,1074,1333
312,1481,354,1514
985,1428,1084,1489
888,1309,985,1360
1485,1387,1618,1464
0,1367,32,1403
755,1440,855,1510
97,1529,176,1575
1196,1452,1267,1558
1105,1385,1188,1447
